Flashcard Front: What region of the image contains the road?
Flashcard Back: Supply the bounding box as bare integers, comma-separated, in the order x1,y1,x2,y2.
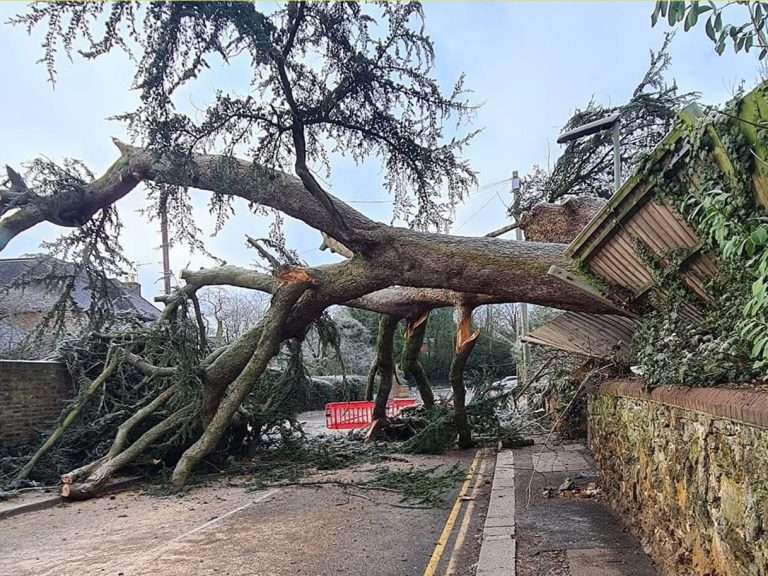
0,449,494,576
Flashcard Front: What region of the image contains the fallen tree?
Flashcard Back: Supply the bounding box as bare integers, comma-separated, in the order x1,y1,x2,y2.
0,1,623,496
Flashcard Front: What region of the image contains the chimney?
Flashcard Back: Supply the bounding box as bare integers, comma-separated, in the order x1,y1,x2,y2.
122,274,142,297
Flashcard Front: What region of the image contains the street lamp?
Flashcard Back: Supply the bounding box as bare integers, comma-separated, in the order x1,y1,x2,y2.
556,112,622,192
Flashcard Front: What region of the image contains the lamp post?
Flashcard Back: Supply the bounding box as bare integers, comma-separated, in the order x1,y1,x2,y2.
556,112,622,192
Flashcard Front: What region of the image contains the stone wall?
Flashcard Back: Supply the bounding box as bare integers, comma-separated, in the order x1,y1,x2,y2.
589,379,768,576
0,360,74,446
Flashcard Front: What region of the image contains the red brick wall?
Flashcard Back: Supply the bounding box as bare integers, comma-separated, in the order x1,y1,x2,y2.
0,360,74,446
597,378,768,428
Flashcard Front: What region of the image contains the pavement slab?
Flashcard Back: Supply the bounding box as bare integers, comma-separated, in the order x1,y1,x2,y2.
567,548,655,576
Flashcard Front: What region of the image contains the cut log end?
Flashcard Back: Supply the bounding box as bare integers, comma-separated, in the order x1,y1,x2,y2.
61,482,99,500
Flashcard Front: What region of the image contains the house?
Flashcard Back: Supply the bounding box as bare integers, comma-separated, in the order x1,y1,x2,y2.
0,255,161,356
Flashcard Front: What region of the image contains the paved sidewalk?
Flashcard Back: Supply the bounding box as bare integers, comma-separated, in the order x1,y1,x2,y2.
477,439,657,576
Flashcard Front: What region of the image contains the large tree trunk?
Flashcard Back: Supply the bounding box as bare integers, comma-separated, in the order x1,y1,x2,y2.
2,143,621,318
450,305,480,450
400,313,435,409
2,143,627,494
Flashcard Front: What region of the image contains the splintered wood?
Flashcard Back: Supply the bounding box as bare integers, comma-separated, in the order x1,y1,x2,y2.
404,311,429,338
275,266,319,286
455,306,480,353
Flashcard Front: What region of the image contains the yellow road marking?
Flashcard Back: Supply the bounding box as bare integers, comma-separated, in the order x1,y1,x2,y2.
423,450,482,576
445,456,487,575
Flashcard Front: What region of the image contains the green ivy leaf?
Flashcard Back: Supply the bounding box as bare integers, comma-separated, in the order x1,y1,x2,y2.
706,16,716,40
651,0,666,26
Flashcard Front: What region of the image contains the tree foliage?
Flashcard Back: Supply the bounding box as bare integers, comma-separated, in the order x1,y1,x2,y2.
0,0,640,493
11,1,476,233
513,34,697,217
652,1,768,59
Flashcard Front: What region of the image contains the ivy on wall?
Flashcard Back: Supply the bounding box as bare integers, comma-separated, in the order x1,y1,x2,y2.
631,84,768,389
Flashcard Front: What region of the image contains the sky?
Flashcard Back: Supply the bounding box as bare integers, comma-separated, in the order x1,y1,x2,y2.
0,1,761,304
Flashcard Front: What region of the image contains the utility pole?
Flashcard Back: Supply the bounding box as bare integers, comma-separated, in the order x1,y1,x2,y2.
612,119,622,192
160,196,172,296
511,171,530,384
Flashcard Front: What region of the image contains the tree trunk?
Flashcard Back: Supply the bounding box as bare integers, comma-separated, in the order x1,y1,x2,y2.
365,361,377,401
201,324,264,424
371,315,400,422
450,305,480,450
2,142,622,318
170,282,309,489
400,313,434,409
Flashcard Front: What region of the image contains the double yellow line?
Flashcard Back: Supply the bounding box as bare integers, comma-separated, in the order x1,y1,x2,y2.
423,450,485,576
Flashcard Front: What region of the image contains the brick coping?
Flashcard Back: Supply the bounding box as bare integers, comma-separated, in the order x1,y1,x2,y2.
596,379,768,430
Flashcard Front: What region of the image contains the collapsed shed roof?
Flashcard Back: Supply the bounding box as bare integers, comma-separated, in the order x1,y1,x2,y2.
521,312,637,360
524,85,768,358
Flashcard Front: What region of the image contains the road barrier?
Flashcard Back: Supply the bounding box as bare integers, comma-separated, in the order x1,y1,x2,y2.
325,399,418,430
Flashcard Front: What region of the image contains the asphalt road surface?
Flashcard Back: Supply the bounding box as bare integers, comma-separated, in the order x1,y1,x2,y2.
0,449,493,576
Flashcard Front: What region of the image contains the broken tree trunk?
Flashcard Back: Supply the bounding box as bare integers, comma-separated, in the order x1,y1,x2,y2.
400,312,435,410
0,141,627,493
450,305,481,450
366,314,400,438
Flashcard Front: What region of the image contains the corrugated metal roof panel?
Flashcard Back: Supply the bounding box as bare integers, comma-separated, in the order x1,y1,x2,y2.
521,312,638,360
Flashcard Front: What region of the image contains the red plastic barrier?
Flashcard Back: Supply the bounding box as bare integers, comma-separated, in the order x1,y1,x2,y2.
325,399,418,430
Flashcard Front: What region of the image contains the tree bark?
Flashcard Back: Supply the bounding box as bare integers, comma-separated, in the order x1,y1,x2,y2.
370,314,400,423
170,282,309,490
2,143,622,317
450,305,480,450
365,361,377,402
400,313,434,409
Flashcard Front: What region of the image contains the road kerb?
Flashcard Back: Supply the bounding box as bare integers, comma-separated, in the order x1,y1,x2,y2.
477,450,516,576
